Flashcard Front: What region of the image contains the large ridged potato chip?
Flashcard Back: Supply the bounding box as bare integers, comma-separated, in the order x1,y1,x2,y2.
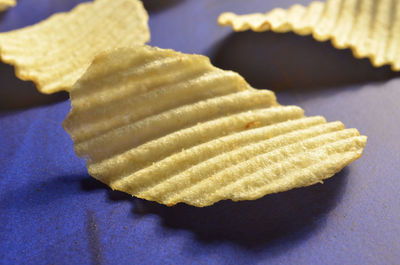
63,45,367,207
0,0,15,11
0,0,149,94
218,0,400,71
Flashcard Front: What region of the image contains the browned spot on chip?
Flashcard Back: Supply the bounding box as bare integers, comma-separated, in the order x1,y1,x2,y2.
245,121,262,129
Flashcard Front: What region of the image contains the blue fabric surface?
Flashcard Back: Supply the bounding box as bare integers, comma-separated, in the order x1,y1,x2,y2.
1,1,400,264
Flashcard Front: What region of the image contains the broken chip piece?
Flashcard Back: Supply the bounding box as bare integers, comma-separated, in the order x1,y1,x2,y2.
218,0,400,71
63,45,367,207
0,0,149,94
0,0,15,11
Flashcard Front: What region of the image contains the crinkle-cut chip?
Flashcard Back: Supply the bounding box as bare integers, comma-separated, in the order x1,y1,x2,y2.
218,0,400,71
0,0,149,94
0,0,15,11
63,45,367,207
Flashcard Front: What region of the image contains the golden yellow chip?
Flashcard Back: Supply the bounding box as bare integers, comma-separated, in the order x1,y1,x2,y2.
0,0,15,11
0,0,149,94
63,45,367,207
218,0,400,71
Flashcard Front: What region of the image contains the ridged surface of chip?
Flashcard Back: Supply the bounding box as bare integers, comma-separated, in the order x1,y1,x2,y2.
0,0,15,11
63,45,367,207
218,0,400,71
0,0,149,93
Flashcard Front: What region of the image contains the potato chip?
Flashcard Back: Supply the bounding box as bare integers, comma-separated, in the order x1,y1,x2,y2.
218,0,400,71
0,0,149,94
0,0,15,11
63,45,367,207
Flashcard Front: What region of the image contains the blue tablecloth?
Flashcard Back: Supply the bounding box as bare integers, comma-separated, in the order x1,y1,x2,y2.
1,1,399,264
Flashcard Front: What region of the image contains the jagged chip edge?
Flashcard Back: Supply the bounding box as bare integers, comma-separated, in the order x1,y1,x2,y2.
63,45,367,207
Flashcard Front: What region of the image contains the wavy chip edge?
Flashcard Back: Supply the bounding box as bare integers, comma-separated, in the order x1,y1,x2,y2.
218,0,400,71
0,0,150,94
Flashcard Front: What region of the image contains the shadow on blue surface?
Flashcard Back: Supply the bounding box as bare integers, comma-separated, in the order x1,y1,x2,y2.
142,0,185,14
77,168,349,252
0,175,86,209
209,31,400,93
0,63,69,110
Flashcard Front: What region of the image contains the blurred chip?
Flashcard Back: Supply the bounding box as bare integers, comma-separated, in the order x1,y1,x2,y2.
0,0,15,11
0,0,149,94
63,45,367,207
218,0,400,71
